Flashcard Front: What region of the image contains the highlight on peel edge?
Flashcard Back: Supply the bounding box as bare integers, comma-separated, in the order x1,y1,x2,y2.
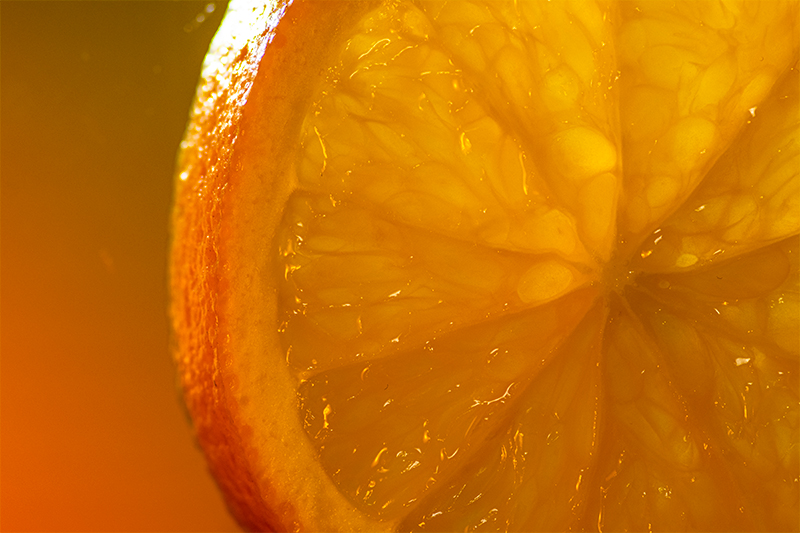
170,0,799,531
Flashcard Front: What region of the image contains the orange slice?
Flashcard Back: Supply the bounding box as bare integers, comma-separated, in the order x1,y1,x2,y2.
170,1,799,531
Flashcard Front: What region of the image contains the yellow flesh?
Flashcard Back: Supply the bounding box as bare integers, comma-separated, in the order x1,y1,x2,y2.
273,1,798,530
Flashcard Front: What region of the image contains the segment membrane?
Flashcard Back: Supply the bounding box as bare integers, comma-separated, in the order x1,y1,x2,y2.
295,0,621,262
429,0,622,259
399,303,604,531
634,69,799,273
625,237,799,530
595,305,749,531
617,0,799,244
278,193,592,374
637,237,799,360
297,292,595,519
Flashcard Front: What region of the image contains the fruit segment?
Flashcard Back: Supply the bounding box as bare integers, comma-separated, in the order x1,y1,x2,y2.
429,0,621,260
637,237,798,353
295,0,621,264
634,69,799,273
596,305,748,532
623,237,799,530
297,291,595,520
399,303,604,531
278,193,593,374
617,0,798,245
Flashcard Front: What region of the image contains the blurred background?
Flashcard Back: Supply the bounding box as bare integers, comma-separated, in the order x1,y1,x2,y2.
1,1,240,530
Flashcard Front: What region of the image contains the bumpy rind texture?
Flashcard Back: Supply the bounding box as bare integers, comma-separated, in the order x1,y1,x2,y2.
171,1,291,529
171,1,382,531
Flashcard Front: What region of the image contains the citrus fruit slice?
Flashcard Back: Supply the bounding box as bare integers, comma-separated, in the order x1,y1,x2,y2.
170,0,799,531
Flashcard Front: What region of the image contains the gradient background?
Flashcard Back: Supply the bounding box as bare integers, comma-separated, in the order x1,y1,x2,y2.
2,1,240,530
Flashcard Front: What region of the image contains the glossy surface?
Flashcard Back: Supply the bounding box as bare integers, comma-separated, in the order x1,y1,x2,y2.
275,1,799,530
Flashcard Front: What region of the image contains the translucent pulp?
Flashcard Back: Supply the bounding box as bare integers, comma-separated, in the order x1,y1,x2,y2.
271,1,799,530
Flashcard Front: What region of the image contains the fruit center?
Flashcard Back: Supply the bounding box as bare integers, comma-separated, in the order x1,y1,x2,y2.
600,253,637,296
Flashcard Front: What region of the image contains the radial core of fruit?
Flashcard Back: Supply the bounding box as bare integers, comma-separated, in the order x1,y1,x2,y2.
172,0,799,531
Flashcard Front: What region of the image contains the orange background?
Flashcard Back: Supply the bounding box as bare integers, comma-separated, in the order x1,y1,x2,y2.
1,1,239,530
